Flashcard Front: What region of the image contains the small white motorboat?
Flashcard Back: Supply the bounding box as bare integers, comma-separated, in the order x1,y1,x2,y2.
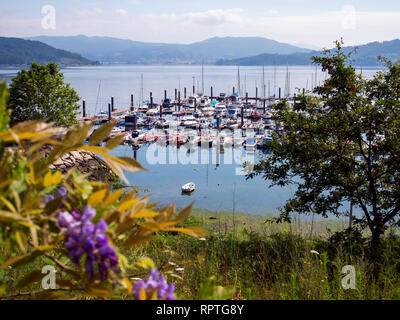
181,182,196,194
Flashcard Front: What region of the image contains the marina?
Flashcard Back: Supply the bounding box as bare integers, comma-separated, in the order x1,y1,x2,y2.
81,91,283,149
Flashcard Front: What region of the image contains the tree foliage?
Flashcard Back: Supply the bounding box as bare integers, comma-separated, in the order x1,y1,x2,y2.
248,41,400,267
0,80,10,132
8,63,80,127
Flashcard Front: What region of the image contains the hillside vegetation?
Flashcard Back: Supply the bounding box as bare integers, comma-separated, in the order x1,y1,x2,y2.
0,37,97,67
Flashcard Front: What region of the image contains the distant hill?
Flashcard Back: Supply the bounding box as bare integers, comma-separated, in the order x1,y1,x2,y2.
0,37,97,67
28,35,311,64
216,39,400,66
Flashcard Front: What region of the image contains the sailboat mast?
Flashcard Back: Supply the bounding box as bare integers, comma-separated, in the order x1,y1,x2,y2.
262,65,265,98
237,65,241,97
244,73,247,94
284,65,289,97
201,61,204,95
273,59,277,97
315,66,318,87
140,73,144,105
99,80,102,114
95,80,102,116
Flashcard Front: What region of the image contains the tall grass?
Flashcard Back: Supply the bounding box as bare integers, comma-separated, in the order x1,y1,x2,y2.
124,210,400,300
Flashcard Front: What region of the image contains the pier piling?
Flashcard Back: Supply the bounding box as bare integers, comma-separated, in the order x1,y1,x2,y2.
133,114,137,131
82,100,86,118
178,91,181,112
256,87,258,105
263,98,266,114
111,97,115,112
150,92,153,109
242,93,247,128
108,103,111,121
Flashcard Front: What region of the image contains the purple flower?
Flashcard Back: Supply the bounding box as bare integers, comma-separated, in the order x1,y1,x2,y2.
132,268,176,300
56,187,67,198
58,211,76,229
41,194,54,206
42,187,68,207
57,205,119,281
82,205,96,222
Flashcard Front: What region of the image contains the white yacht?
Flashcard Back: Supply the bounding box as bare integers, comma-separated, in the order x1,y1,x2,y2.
182,182,196,194
183,116,198,129
215,104,227,114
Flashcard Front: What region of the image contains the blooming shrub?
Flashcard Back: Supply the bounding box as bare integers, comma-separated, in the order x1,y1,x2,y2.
58,206,119,281
0,83,207,300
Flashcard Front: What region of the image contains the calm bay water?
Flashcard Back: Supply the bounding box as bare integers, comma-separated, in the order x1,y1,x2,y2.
0,65,381,216
115,143,295,216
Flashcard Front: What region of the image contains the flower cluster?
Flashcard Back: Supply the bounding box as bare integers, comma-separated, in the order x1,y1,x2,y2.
132,268,175,300
41,186,68,206
58,205,119,281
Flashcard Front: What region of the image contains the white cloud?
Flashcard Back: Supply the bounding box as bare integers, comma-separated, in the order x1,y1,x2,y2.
149,8,244,26
116,9,128,16
249,10,400,48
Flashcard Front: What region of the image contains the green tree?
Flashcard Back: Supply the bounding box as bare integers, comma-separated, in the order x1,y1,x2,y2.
0,80,10,131
248,41,400,277
8,62,80,127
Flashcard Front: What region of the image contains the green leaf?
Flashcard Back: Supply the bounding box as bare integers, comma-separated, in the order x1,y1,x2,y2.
16,270,44,289
42,257,56,266
105,134,125,149
89,122,115,146
136,257,155,270
85,283,112,298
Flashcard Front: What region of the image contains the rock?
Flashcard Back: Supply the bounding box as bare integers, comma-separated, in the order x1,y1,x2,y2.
53,158,64,166
70,151,82,160
64,159,74,166
87,159,98,166
38,144,117,182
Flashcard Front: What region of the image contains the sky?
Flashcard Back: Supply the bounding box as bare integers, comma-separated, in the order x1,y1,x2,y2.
1,0,400,49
